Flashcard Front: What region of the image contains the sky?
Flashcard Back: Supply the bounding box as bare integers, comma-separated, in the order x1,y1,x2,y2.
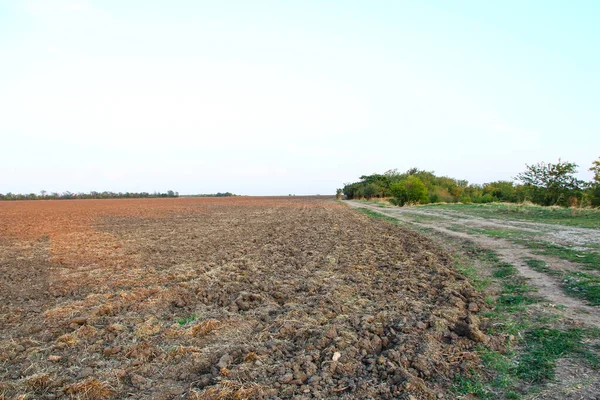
1,0,599,195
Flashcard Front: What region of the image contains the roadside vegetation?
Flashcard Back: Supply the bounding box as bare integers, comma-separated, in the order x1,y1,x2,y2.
340,157,600,208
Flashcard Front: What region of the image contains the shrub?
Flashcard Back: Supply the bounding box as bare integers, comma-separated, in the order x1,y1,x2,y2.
390,176,428,206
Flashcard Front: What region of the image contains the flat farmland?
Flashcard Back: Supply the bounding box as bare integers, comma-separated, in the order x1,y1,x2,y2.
1,197,492,399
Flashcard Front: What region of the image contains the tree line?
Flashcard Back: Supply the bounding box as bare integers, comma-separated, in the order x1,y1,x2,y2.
182,192,236,197
339,158,600,207
0,190,179,201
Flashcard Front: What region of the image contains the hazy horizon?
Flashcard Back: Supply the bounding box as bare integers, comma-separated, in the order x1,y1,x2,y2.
2,1,599,196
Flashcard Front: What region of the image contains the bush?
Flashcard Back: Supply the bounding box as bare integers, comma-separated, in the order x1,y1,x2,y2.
482,193,494,203
390,176,428,206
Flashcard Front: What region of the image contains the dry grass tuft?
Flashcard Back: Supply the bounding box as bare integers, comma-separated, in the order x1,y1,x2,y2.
106,323,125,332
64,378,115,400
76,325,98,339
134,317,162,338
24,373,53,390
56,333,79,346
125,342,159,361
190,319,220,337
95,303,116,316
243,352,258,362
187,380,262,400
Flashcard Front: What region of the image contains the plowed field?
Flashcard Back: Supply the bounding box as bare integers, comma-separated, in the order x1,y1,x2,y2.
0,197,495,399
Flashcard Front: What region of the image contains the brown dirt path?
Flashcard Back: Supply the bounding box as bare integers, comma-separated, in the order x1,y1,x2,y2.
345,201,600,328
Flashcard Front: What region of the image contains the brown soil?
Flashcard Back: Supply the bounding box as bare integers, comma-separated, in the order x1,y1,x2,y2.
0,197,499,399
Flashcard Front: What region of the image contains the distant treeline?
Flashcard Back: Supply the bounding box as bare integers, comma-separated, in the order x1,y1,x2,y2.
182,192,236,197
0,190,179,201
339,158,600,207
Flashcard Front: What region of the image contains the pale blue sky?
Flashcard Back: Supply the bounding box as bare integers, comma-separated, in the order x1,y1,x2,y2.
1,0,598,195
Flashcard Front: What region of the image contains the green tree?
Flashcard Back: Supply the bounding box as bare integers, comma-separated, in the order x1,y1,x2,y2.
590,157,600,183
589,157,600,206
390,176,428,206
363,183,377,199
516,160,584,206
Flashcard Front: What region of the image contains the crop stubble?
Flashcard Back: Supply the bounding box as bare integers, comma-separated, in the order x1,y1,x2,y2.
0,197,497,399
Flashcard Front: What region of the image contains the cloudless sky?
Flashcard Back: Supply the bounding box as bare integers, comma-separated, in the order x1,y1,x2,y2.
1,0,599,195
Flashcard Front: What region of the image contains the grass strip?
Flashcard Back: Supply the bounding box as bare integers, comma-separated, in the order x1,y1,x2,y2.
562,272,600,306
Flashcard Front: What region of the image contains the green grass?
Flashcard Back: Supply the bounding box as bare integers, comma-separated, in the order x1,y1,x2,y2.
563,272,600,306
447,224,469,233
456,262,492,291
456,327,600,397
453,248,597,398
177,314,197,326
516,328,599,383
524,259,563,277
478,349,521,399
355,207,400,224
493,263,518,278
396,211,447,223
495,275,538,313
468,226,600,272
356,199,392,208
451,374,489,398
471,227,542,240
521,241,600,271
356,207,437,234
475,252,539,315
419,203,600,229
523,259,600,306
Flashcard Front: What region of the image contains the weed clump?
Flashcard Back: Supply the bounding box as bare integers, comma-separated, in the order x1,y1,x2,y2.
24,373,53,391
56,334,79,346
188,380,262,400
190,319,220,337
64,378,115,400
